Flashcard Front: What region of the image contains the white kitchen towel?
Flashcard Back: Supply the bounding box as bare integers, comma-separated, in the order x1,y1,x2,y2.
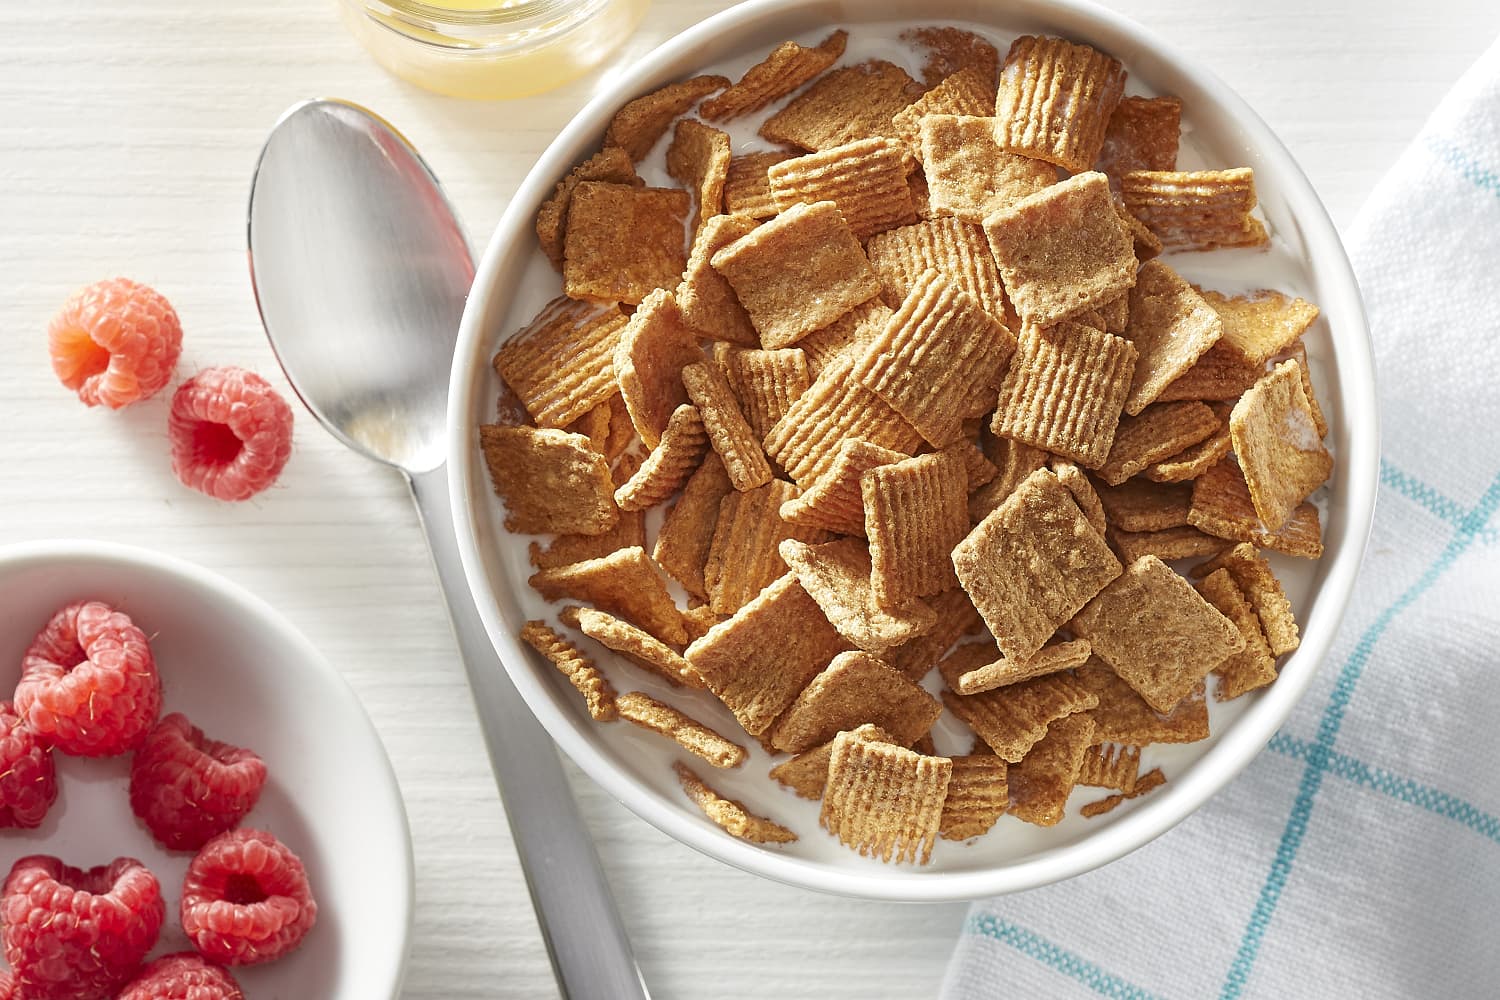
942,37,1500,1000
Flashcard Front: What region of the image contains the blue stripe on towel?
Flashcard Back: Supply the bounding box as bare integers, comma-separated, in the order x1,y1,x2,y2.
965,914,1165,1000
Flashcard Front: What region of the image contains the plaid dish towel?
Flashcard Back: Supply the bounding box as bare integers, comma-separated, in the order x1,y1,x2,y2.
941,37,1500,1000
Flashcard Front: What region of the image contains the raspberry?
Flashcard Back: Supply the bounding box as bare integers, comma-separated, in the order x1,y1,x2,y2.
2,855,164,1000
0,701,57,828
0,969,16,1000
47,278,183,409
117,953,244,1000
181,829,317,965
130,713,267,851
168,366,294,502
16,601,162,758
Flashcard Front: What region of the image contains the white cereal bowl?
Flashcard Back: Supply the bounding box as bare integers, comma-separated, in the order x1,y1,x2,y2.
449,0,1379,901
0,540,413,996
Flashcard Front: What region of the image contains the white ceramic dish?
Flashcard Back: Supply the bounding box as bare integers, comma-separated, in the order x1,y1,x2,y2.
449,0,1379,901
0,540,413,996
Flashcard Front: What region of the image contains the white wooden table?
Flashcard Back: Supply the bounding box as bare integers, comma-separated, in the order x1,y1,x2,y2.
2,2,1495,996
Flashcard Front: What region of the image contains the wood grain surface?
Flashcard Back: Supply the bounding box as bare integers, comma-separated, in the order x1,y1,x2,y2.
2,1,1496,996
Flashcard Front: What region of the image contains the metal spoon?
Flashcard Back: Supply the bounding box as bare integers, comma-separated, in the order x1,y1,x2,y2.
247,98,650,1000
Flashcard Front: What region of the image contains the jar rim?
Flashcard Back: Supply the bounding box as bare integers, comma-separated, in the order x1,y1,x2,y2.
367,0,590,28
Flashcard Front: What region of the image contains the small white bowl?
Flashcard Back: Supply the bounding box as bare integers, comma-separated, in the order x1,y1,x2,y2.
0,540,413,996
449,0,1379,901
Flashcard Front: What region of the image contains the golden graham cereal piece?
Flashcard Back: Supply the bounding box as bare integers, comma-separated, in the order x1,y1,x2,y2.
680,603,726,644
939,754,1010,841
566,398,613,455
942,672,1098,763
1201,288,1320,367
1098,292,1131,334
675,214,761,347
1094,477,1192,532
529,547,686,645
953,468,1122,662
1121,261,1225,415
954,435,999,492
991,321,1138,468
770,650,942,754
529,453,646,568
616,693,746,768
614,404,709,512
1097,401,1222,486
700,30,848,121
1076,659,1210,744
520,621,618,722
780,438,906,537
884,587,986,681
936,641,1001,690
769,724,897,800
1191,542,1300,657
562,182,690,305
768,139,920,242
993,35,1126,173
673,762,798,844
1230,361,1333,531
919,115,1057,224
1196,569,1278,700
1155,341,1263,402
684,572,847,736
601,394,636,462
603,75,729,161
1080,766,1167,818
560,606,703,689
1109,525,1228,564
797,300,893,378
478,424,619,536
968,436,1051,524
666,119,732,241
1077,742,1141,793
536,147,642,267
863,450,970,606
653,453,731,598
613,289,704,448
891,67,997,152
1050,460,1107,537
866,218,1010,322
722,349,811,442
820,732,953,864
1095,96,1182,184
723,151,797,220
763,355,924,487
779,538,938,652
903,26,1001,90
493,297,629,430
1114,197,1164,262
711,201,883,349
681,362,774,491
1007,713,1097,827
1188,458,1324,559
1120,168,1269,252
493,376,532,428
983,172,1139,327
1277,341,1329,437
943,639,1093,695
761,60,926,152
1143,404,1233,482
853,270,1019,448
705,480,829,615
1071,555,1245,713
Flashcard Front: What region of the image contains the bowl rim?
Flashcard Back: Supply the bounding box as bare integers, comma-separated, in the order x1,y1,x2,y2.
448,0,1380,901
0,538,416,994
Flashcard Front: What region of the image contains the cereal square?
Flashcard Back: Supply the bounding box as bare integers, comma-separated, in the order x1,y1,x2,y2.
1121,168,1269,251
1192,542,1300,656
1095,96,1182,183
1188,458,1324,558
1097,401,1221,486
780,438,905,536
536,147,642,266
991,320,1138,468
562,182,689,305
993,35,1126,173
493,298,629,430
769,723,896,799
1109,524,1227,564
613,404,709,511
674,762,797,843
760,60,926,151
821,732,952,864
919,115,1056,223
863,450,970,606
1008,713,1096,826
711,201,883,349
779,537,937,651
1077,742,1141,792
700,30,848,121
666,118,732,240
520,622,617,721
942,672,1098,762
891,66,997,151
603,75,729,160
1071,554,1245,712
866,218,1009,322
529,546,685,645
561,606,701,689
653,452,731,598
885,588,986,681
770,650,942,753
613,289,705,447
1201,288,1320,366
903,26,1000,89
1229,361,1333,531
939,754,1010,840
983,172,1139,327
681,361,774,491
705,480,829,615
723,151,797,219
952,469,1122,662
617,693,746,768
768,139,920,241
1122,261,1225,414
1196,569,1278,700
722,348,811,442
1076,659,1210,744
479,425,618,536
1094,477,1191,532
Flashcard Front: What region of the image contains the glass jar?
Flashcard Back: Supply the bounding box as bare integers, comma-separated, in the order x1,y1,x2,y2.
338,0,651,100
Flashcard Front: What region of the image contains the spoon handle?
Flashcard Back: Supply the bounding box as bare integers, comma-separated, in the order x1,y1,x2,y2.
406,463,651,1000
